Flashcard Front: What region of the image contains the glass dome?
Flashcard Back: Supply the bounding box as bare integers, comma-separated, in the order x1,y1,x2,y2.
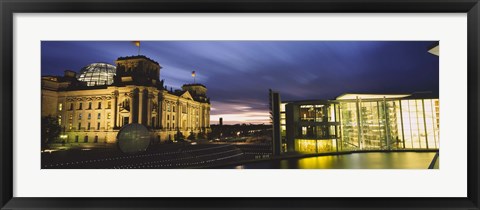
77,62,116,86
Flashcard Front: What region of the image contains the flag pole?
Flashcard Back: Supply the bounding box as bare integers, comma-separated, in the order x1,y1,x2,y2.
192,71,196,84
132,41,141,55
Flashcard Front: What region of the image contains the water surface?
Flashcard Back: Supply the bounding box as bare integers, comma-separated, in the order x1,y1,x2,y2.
228,152,437,169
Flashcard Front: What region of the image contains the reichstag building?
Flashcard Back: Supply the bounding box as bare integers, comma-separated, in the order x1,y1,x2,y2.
41,55,211,144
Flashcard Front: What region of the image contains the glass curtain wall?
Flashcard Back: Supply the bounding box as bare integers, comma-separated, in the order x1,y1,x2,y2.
339,102,360,150
339,98,439,151
400,99,439,149
296,104,338,153
386,101,403,149
359,101,386,149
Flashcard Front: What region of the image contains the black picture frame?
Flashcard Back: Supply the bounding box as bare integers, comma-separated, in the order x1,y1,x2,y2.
1,0,479,209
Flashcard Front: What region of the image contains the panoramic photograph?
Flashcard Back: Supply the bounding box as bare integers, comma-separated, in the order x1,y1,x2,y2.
41,41,439,169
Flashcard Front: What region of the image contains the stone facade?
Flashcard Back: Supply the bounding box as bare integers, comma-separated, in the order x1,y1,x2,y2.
41,55,211,144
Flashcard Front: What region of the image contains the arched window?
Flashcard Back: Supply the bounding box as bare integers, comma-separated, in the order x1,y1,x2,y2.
122,98,130,110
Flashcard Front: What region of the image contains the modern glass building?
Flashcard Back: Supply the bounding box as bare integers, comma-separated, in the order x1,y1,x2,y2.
281,93,439,154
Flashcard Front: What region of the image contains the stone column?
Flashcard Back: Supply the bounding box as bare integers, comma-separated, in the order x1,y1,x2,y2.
175,100,179,130
138,89,144,124
129,92,134,124
205,107,210,128
116,96,120,127
201,107,203,130
114,93,120,127
147,93,152,126
187,103,191,131
157,93,162,129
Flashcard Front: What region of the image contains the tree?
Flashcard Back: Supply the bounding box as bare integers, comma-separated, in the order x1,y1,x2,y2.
176,129,185,140
207,131,215,140
187,131,196,140
41,115,62,147
197,131,207,140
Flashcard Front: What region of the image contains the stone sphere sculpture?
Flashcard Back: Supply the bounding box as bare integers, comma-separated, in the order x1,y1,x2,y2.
116,123,150,154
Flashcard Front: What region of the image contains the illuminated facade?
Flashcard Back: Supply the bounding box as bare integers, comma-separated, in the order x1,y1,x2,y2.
42,55,211,144
282,93,439,153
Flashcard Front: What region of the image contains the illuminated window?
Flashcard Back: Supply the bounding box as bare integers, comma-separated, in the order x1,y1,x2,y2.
182,104,187,113
107,113,111,119
69,114,73,120
58,115,62,125
295,139,336,153
68,123,72,130
122,117,129,126
58,103,63,111
122,99,130,110
152,102,158,111
107,122,111,129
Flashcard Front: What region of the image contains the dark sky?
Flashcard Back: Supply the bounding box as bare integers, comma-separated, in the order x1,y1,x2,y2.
41,41,439,124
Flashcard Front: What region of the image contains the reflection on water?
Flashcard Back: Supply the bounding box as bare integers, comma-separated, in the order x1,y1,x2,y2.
228,152,437,169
